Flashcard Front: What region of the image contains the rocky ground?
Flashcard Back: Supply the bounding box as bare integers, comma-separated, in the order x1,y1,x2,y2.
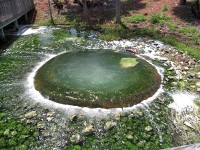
1,28,200,149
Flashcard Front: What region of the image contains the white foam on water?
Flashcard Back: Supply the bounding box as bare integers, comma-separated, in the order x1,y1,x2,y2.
24,50,164,118
169,92,198,113
22,26,58,35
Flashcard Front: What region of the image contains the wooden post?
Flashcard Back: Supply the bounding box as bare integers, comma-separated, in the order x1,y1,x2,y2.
0,28,6,41
14,20,19,31
25,13,29,23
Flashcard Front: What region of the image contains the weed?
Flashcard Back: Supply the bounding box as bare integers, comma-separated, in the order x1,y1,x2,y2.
127,14,147,23
149,13,171,24
192,34,200,44
162,5,168,12
179,27,197,34
166,22,177,31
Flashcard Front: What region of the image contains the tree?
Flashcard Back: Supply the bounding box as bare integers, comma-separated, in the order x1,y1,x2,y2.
197,0,199,11
48,0,55,25
115,0,121,24
180,0,186,5
82,0,89,23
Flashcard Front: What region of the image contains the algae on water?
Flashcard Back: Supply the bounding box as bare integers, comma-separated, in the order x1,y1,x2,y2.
120,58,138,68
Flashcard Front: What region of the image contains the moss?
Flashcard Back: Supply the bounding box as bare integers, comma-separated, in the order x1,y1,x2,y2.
16,145,28,150
120,58,138,68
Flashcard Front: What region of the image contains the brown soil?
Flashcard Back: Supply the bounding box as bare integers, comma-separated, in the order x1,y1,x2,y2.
33,0,200,47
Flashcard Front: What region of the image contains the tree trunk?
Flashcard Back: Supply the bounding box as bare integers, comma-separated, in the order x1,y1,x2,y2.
82,0,89,23
48,0,55,25
197,0,199,11
180,0,186,5
115,0,121,24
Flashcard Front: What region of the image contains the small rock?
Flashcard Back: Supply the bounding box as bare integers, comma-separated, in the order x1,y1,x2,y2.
37,122,45,129
184,121,193,129
104,121,117,130
126,134,134,140
47,117,53,121
183,67,189,71
197,88,200,92
24,111,37,118
137,140,146,147
47,111,54,117
145,126,153,132
70,134,82,144
114,113,121,121
69,114,78,122
159,57,168,61
171,82,178,86
82,124,94,134
196,72,200,79
168,76,175,80
196,82,200,87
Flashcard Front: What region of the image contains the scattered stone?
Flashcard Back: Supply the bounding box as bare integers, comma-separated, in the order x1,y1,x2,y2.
82,124,94,134
24,111,37,118
47,117,53,121
70,134,82,144
114,113,121,121
159,57,168,61
37,122,45,129
196,82,200,87
137,140,146,147
69,114,78,122
196,72,200,79
104,121,117,130
126,134,134,140
184,121,194,129
47,111,54,117
171,82,178,86
145,126,153,132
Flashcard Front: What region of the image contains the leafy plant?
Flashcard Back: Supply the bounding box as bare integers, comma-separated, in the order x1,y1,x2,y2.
149,13,171,24
166,22,177,31
162,5,168,12
127,14,147,23
179,27,197,34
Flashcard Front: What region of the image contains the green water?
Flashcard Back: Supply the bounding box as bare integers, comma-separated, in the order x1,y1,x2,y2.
34,50,161,108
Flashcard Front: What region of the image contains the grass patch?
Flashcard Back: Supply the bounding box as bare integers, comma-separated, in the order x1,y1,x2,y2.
99,23,200,59
161,36,200,59
162,4,168,12
149,13,171,24
166,22,177,31
179,27,197,34
127,14,147,23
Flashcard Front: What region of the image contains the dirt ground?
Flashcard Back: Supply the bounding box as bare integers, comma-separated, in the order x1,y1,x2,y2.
33,0,200,26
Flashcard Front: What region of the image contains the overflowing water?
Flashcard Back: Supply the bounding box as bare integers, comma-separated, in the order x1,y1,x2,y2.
0,27,199,149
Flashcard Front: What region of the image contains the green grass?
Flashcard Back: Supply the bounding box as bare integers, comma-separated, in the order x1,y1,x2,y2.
127,14,147,23
161,36,200,59
149,13,171,24
162,5,168,12
166,22,177,31
179,27,197,34
99,23,200,59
